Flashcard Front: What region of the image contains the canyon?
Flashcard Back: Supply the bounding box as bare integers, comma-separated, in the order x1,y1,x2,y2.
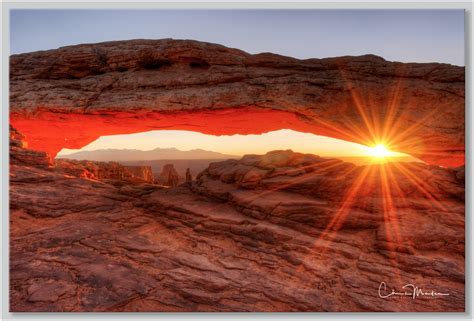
9,126,465,312
9,39,465,312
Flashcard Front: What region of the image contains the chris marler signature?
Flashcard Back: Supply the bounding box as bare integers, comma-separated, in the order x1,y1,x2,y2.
378,282,450,299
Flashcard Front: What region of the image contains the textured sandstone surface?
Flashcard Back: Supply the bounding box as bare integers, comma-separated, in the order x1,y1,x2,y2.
10,128,465,312
10,39,464,166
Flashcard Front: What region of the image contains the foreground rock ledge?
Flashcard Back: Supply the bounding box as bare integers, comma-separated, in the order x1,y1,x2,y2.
10,39,464,167
10,127,465,312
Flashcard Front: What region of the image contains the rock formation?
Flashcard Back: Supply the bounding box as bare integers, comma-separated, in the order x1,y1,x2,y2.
158,164,180,187
10,125,51,168
185,168,192,183
123,165,154,183
9,126,464,312
55,159,154,183
9,39,464,167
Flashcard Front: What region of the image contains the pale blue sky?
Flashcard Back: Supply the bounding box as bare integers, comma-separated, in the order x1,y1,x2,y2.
11,9,465,65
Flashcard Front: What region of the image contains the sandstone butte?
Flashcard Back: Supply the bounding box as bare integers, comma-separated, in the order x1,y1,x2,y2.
9,39,465,312
9,39,464,167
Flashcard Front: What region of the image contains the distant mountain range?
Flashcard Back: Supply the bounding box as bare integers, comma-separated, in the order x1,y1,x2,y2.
57,148,239,162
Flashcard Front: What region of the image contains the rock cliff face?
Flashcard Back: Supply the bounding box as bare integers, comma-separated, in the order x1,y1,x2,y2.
158,164,180,187
124,165,154,183
9,127,464,312
55,159,154,183
10,39,464,167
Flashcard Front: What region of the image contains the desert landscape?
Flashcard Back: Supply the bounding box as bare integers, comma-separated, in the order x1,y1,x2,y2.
9,38,465,312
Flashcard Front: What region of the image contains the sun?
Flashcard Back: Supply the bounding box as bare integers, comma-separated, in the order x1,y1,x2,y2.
368,144,392,158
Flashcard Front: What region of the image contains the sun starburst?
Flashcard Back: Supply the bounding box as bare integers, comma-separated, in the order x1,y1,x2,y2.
369,144,392,158
295,66,455,273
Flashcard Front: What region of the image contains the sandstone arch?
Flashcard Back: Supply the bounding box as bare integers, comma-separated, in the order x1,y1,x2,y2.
10,39,465,166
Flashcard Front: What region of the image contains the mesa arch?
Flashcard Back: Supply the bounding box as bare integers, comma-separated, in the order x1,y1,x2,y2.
9,39,465,167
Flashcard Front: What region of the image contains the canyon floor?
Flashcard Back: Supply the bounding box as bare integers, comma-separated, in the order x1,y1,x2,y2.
9,127,465,312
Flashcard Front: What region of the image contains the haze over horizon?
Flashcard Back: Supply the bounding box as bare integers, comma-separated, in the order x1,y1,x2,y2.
57,129,414,160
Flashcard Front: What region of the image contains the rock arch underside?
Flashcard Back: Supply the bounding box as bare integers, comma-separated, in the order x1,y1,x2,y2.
10,39,465,166
9,39,465,312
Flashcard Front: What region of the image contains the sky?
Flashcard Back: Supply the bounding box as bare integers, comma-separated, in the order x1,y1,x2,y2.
11,10,464,158
11,9,464,65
